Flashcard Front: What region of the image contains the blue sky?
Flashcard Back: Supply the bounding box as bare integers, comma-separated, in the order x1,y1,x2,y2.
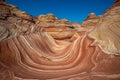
6,0,114,23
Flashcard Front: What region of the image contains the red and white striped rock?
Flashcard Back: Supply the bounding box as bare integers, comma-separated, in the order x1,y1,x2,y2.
0,0,120,80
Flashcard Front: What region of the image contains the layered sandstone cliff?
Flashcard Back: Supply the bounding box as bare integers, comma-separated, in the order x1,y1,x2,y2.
0,0,120,80
88,0,120,54
36,13,76,39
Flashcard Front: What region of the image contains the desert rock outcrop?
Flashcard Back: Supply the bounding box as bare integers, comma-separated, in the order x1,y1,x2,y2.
0,0,120,80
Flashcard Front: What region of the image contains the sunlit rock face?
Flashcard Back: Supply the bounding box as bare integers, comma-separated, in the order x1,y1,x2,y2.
36,13,76,39
82,13,99,27
0,0,120,80
88,0,120,55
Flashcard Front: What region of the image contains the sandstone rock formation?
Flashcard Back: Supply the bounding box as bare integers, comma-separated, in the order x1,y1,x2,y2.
36,13,72,27
88,0,120,55
36,13,76,39
82,13,99,27
0,1,35,41
0,0,120,80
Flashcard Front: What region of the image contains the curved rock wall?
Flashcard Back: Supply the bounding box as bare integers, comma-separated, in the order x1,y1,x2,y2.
0,0,120,80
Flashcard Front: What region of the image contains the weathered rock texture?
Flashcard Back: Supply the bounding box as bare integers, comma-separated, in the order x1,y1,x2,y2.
82,13,100,28
0,0,120,80
88,0,120,54
36,14,76,39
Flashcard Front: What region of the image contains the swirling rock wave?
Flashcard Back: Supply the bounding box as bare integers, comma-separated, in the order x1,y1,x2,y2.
0,0,120,80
